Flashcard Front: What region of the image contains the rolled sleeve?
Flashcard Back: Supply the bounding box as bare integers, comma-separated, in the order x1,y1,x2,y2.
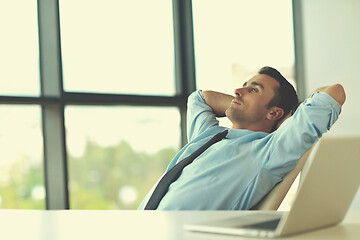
186,90,219,142
302,91,342,131
255,92,342,176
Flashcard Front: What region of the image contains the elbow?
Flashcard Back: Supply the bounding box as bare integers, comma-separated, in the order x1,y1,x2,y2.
326,84,346,106
334,84,346,106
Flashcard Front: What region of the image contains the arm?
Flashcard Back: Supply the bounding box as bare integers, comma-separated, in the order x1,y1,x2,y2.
311,84,346,106
275,84,345,129
263,85,343,175
202,91,234,117
186,90,224,142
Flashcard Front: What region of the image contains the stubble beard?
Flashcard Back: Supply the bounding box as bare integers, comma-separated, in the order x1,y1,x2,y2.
225,105,244,126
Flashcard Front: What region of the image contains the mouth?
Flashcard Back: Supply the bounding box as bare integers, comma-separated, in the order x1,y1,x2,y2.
231,98,242,105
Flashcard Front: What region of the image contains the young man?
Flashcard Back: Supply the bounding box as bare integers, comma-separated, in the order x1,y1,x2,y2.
139,66,345,210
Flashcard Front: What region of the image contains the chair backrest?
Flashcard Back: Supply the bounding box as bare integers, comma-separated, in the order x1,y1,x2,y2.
251,148,313,210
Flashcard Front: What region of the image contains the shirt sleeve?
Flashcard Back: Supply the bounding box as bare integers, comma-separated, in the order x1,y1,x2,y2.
186,90,220,142
254,91,342,176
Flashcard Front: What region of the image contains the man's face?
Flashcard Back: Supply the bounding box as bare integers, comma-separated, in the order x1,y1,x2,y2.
225,74,280,128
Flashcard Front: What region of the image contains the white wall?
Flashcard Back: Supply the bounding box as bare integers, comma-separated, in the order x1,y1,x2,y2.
301,0,360,209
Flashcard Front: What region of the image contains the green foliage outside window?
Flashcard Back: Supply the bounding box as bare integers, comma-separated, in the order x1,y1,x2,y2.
0,140,177,210
0,158,44,209
69,139,177,209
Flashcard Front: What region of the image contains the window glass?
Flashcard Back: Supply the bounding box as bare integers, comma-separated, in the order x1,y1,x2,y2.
0,1,40,96
0,106,44,209
65,106,180,209
193,0,297,204
59,0,175,96
193,0,296,94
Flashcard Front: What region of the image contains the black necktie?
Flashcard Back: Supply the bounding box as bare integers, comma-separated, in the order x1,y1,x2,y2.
144,130,228,210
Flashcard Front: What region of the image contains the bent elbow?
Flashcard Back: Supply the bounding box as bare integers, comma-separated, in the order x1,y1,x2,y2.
326,84,346,106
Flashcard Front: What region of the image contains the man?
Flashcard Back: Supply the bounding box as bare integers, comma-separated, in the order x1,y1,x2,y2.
139,66,345,210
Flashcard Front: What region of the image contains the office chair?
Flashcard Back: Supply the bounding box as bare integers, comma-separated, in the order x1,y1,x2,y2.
251,148,313,210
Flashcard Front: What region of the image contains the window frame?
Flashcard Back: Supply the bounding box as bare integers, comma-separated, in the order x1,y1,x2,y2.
0,0,304,209
0,0,195,209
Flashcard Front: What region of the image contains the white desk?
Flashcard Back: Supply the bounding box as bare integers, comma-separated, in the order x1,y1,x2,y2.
0,210,359,240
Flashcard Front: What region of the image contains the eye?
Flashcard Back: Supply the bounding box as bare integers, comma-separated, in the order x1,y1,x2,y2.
250,87,259,93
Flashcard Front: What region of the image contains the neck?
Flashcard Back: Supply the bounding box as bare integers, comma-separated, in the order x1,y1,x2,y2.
231,122,274,133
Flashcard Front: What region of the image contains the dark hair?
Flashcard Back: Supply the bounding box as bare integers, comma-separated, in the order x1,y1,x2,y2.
258,66,298,118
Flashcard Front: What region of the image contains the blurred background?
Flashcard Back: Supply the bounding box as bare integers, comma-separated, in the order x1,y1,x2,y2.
0,0,359,210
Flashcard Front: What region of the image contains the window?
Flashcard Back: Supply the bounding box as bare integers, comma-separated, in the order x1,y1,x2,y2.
0,1,40,96
193,0,295,94
1,0,189,210
65,106,180,209
193,0,297,207
0,106,44,209
59,0,175,96
0,0,298,210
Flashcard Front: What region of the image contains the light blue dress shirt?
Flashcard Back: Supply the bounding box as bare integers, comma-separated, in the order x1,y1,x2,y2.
138,90,341,210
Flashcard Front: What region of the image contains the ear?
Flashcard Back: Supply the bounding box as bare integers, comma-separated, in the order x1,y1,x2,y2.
266,107,284,121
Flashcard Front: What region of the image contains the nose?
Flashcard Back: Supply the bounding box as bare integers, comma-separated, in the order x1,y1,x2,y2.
234,87,245,97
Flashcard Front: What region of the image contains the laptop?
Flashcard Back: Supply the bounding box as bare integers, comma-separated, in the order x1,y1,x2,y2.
184,136,360,238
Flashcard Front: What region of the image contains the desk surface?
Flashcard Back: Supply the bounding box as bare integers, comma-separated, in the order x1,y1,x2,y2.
0,210,359,240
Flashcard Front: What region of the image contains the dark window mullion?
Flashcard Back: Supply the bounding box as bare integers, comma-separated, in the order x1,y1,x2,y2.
173,0,196,146
38,0,69,209
292,0,306,101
